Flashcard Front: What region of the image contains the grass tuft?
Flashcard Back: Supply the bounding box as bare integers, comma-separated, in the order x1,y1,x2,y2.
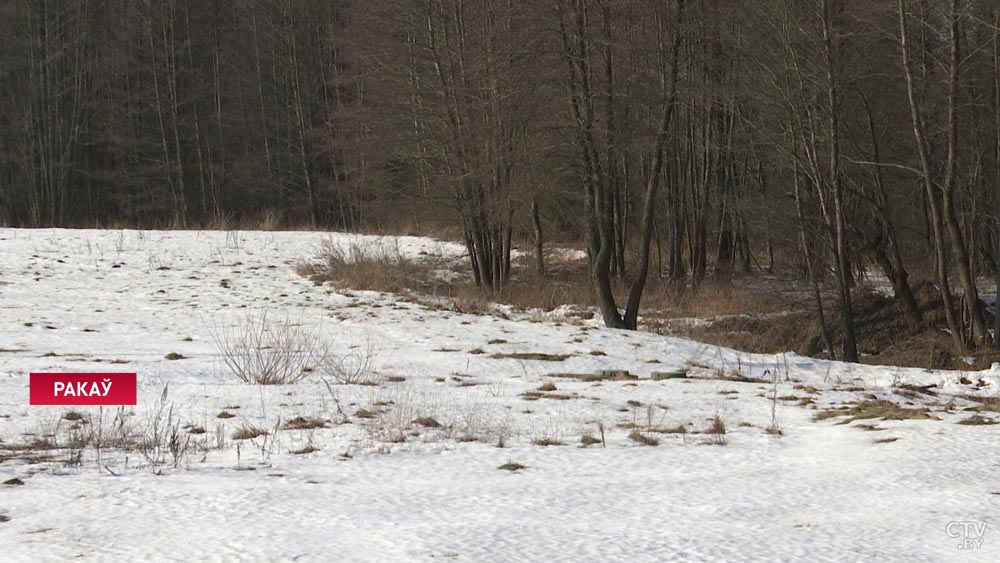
628,431,659,446
706,415,728,445
521,391,574,401
957,415,998,426
490,352,571,361
231,426,268,440
874,437,900,444
412,417,441,428
815,400,939,423
282,416,327,430
498,461,527,471
531,437,562,447
651,424,687,434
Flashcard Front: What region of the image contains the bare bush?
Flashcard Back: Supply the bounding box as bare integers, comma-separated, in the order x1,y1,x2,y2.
209,310,328,385
322,336,379,385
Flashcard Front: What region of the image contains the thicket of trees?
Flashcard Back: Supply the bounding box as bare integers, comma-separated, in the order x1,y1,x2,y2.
2,0,1000,354
0,0,367,228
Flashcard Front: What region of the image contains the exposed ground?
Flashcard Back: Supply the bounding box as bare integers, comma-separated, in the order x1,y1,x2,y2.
303,236,999,371
0,229,998,562
655,280,1000,371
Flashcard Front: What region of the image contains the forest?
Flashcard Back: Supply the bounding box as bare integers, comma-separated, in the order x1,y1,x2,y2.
2,0,1000,360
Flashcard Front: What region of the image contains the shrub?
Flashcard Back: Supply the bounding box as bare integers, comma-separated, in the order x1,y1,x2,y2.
322,337,379,385
209,310,327,385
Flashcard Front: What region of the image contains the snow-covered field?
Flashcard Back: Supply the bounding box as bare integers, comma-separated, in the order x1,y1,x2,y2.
1,228,998,562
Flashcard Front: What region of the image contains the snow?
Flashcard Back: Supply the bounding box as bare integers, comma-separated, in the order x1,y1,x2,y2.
0,228,998,562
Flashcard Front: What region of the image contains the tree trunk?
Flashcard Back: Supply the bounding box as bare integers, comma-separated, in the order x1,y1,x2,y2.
531,198,545,277
940,0,986,343
822,0,858,362
898,0,965,353
995,7,1000,350
793,145,836,360
622,0,684,330
858,90,923,328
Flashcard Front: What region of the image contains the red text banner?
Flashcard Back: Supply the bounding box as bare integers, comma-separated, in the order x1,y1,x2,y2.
30,373,137,405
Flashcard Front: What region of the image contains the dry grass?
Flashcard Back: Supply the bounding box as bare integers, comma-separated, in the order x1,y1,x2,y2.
521,391,575,401
655,282,1000,371
531,437,562,447
650,424,688,434
627,431,660,446
490,352,571,361
282,416,327,430
301,238,446,295
709,415,727,434
961,395,1000,413
547,372,613,382
957,415,998,426
412,417,441,428
498,461,527,471
815,400,940,423
302,241,792,323
203,210,289,232
231,426,269,440
298,235,1000,371
707,415,728,445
